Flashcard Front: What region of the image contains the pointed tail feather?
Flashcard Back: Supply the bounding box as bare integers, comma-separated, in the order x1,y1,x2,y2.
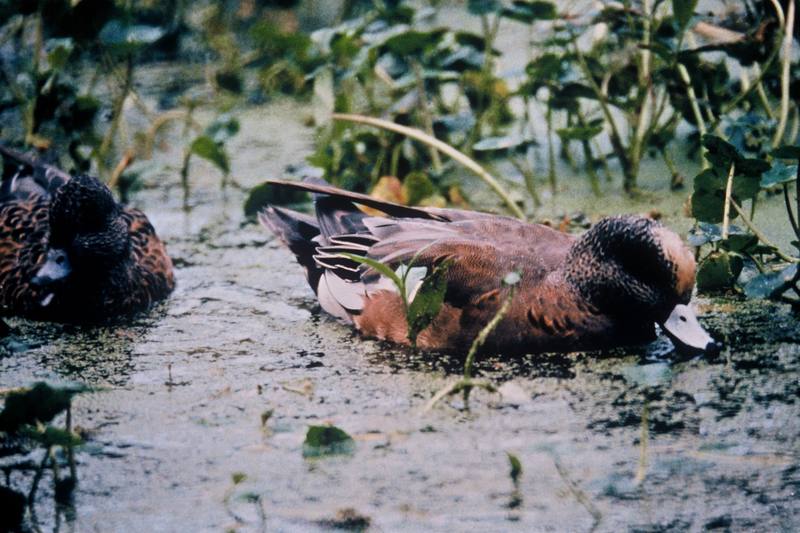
266,179,448,222
259,206,323,290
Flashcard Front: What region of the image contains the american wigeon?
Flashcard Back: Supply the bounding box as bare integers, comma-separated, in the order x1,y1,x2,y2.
0,144,174,323
260,179,719,355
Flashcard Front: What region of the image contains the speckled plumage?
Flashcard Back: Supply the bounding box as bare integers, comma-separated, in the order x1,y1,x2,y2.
0,145,174,323
261,179,700,355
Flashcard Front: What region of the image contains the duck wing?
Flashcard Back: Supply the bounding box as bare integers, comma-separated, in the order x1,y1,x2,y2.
262,179,575,324
0,144,71,201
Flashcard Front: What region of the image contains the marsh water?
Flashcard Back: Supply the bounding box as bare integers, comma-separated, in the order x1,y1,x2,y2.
1,95,798,532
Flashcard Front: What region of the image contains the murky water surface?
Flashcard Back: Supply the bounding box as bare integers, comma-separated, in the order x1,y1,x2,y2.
2,60,800,533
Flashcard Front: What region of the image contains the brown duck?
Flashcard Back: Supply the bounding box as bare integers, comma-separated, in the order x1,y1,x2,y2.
0,144,174,323
261,179,719,355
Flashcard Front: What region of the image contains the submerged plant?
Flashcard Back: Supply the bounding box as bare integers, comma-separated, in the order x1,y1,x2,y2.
0,382,89,531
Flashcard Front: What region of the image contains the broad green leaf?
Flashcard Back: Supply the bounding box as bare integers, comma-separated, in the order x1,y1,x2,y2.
473,134,534,151
673,0,698,29
736,158,770,178
99,21,166,54
693,168,725,193
302,425,355,457
687,222,722,247
722,232,758,253
0,382,88,434
190,136,230,175
407,261,450,343
743,264,798,299
772,144,800,159
383,30,443,55
341,253,403,292
468,0,501,15
46,38,74,71
501,1,557,23
701,134,742,170
20,425,82,447
732,173,760,199
206,114,240,144
243,182,309,218
525,53,564,82
690,189,733,223
761,162,797,188
403,172,436,205
696,251,741,291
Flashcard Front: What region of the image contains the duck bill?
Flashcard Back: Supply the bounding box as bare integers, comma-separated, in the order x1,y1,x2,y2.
660,304,721,355
31,249,72,286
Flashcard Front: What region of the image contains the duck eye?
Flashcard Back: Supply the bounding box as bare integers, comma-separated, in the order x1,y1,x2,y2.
679,315,687,322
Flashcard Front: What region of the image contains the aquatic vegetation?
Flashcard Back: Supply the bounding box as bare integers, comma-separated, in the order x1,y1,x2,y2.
0,382,89,532
0,1,239,203
690,135,800,301
302,424,355,458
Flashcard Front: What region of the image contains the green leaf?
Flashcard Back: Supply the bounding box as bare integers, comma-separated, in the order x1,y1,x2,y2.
341,253,404,293
99,20,166,55
383,30,443,56
501,1,557,23
473,134,535,152
468,0,502,15
243,182,309,218
736,158,770,178
701,134,742,170
407,261,450,343
0,382,88,434
722,232,758,253
672,0,698,29
743,264,798,299
507,452,522,484
524,53,564,83
46,38,74,71
761,162,797,188
190,136,230,175
206,114,240,144
691,189,728,224
693,168,725,192
556,125,603,141
403,172,436,205
732,172,761,199
687,222,722,247
696,251,741,292
302,425,355,457
20,425,82,447
772,144,800,159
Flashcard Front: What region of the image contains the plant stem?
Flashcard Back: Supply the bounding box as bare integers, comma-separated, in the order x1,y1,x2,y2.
98,55,134,179
547,104,557,192
722,162,735,240
332,113,526,219
412,61,442,173
783,183,800,239
571,35,631,189
773,0,795,148
463,285,516,380
634,400,649,485
731,199,799,262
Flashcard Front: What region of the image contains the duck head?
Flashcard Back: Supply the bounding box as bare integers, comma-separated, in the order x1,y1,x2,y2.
32,175,130,306
566,215,721,355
